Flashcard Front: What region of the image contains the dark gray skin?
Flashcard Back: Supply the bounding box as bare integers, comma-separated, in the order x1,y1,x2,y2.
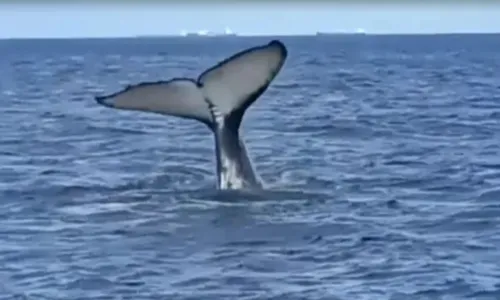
212,118,262,190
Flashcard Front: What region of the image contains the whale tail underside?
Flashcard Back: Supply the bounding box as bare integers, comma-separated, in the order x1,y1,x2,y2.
94,40,288,131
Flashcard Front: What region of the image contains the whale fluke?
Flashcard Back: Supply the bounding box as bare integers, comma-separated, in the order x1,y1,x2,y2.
95,40,288,190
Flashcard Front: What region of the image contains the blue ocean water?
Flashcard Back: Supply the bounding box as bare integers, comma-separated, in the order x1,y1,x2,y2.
1,34,500,299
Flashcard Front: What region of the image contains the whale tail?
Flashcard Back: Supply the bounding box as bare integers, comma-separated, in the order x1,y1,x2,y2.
95,40,288,131
94,40,288,190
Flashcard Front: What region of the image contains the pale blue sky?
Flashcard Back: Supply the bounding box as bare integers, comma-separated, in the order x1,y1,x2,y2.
1,3,500,38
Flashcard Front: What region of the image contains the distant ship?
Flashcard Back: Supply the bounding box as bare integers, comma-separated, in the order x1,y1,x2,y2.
180,27,237,37
221,27,237,37
316,28,367,36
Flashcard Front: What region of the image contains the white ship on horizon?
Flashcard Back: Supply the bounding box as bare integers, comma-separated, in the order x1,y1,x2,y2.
316,28,367,36
180,27,237,37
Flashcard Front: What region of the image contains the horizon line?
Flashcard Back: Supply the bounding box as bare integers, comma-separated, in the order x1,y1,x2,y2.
1,31,500,40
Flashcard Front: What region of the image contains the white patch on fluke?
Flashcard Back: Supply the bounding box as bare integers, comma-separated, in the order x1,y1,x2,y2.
95,79,212,125
95,40,288,190
198,40,287,116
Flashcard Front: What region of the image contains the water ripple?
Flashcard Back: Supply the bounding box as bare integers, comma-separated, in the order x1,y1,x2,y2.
1,35,500,299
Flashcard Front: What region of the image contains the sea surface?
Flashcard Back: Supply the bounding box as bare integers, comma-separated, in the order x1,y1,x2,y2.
1,34,500,300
